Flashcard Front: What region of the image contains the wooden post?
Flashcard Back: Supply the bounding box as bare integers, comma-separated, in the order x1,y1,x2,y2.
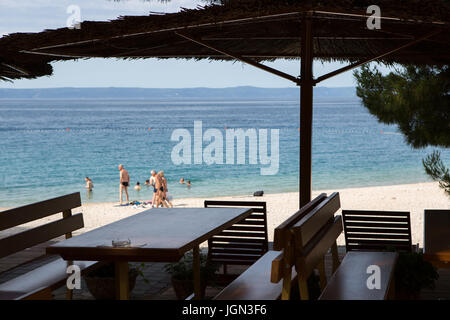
299,15,314,208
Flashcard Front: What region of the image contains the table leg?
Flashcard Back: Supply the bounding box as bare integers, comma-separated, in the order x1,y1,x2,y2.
115,261,129,300
193,246,201,299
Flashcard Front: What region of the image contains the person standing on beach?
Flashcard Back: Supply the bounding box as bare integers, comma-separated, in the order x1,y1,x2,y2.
154,171,168,208
118,164,130,204
159,171,173,208
150,170,158,207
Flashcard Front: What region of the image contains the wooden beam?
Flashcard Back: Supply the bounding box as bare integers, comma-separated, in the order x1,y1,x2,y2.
27,12,302,52
1,63,29,76
175,31,301,85
310,10,448,25
314,29,443,84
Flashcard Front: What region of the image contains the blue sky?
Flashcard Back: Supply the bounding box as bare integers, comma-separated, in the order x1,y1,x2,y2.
0,0,388,88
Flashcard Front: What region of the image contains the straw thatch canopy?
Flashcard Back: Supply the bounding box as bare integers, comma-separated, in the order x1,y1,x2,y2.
1,0,449,81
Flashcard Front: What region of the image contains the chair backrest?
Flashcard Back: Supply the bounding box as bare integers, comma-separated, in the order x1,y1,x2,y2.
0,193,84,259
342,210,412,252
424,209,450,254
204,200,268,266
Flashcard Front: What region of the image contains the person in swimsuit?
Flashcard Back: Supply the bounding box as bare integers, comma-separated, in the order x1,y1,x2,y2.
149,170,158,207
85,177,93,191
118,164,130,204
159,171,173,208
154,171,168,208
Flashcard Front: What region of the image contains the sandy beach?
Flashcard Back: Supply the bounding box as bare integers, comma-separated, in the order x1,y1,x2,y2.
1,182,449,248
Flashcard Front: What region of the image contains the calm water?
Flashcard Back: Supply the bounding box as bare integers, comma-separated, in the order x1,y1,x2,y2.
0,99,447,207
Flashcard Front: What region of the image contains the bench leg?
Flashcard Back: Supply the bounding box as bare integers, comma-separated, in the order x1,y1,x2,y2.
193,245,202,300
331,242,340,273
317,258,327,291
115,261,129,300
298,277,309,300
66,288,73,300
281,270,292,300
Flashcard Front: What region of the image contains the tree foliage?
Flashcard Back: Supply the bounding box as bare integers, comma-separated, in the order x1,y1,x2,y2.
354,65,450,196
423,150,450,195
354,65,449,148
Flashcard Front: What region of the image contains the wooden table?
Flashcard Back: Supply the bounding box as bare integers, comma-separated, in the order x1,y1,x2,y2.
47,207,252,300
423,209,450,269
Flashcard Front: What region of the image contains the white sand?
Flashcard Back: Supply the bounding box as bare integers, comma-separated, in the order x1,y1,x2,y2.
1,182,449,247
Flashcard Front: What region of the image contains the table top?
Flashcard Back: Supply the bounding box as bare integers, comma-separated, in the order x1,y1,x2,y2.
47,207,252,262
319,251,398,300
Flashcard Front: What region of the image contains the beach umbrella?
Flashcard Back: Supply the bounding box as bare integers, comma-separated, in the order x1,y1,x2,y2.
1,0,449,207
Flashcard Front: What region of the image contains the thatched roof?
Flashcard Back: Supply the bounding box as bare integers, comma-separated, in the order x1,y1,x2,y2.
1,0,449,81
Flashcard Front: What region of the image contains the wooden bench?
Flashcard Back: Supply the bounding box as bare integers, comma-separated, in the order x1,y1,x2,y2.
0,193,99,300
215,193,399,300
342,210,412,252
214,193,334,300
204,200,268,275
319,251,398,300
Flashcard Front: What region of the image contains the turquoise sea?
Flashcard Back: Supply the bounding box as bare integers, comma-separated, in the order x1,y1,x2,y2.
0,98,448,207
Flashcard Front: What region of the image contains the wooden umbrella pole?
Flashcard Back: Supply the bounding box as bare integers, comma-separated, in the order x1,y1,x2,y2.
299,15,314,208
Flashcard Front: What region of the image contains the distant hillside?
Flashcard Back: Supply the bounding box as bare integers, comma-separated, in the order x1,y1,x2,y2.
0,86,358,101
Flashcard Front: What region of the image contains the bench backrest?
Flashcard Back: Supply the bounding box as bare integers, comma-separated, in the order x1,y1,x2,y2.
204,200,268,266
270,193,342,300
342,210,412,252
0,193,84,259
273,193,327,251
292,192,342,278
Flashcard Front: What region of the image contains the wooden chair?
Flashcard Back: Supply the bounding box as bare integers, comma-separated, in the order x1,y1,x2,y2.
0,193,99,300
342,210,412,252
204,200,268,275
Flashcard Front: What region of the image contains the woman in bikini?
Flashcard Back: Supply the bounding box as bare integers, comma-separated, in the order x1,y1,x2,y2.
159,171,173,208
